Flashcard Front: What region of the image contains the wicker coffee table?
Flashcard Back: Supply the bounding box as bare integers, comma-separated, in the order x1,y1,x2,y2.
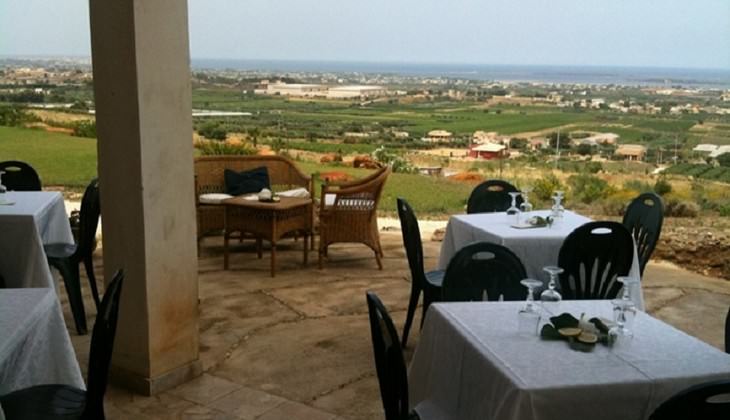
222,196,313,277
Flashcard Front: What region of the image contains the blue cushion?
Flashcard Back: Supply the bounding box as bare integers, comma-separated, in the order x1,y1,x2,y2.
425,270,445,287
224,167,271,196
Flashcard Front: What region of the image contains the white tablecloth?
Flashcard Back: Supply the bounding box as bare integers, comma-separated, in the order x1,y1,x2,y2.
438,210,644,309
0,288,85,395
409,301,730,420
0,191,74,288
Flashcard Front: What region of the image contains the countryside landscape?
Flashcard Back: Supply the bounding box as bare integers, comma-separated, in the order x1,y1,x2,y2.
1,57,730,278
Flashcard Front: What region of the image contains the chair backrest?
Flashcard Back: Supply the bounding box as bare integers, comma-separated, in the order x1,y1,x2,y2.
650,379,730,420
76,178,101,259
0,160,42,191
466,179,522,214
0,273,5,289
396,198,426,287
442,242,527,302
558,221,634,300
622,192,664,276
324,165,391,213
725,306,729,354
194,155,311,195
366,292,410,420
84,269,124,419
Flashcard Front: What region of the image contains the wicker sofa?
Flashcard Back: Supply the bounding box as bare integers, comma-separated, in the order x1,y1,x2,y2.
194,155,313,242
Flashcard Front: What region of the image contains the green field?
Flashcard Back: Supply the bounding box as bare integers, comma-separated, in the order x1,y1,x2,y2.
0,126,97,187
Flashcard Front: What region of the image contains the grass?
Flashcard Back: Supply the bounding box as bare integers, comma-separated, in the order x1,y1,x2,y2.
0,126,97,187
294,161,473,215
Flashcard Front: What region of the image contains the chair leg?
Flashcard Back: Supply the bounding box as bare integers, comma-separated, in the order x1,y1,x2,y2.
374,250,382,270
402,283,421,348
56,261,87,335
421,288,437,329
83,256,101,309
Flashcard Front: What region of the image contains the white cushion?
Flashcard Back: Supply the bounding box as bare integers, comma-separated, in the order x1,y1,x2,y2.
199,193,233,204
324,193,336,206
278,187,311,198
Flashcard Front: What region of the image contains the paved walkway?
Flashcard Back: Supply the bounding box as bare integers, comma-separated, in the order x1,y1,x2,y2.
59,230,730,419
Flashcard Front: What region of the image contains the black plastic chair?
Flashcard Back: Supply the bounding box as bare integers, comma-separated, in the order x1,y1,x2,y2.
442,242,527,302
45,178,101,334
558,221,634,300
366,292,420,420
0,273,5,288
649,379,730,420
725,306,729,354
466,179,522,214
0,160,42,191
0,269,124,420
623,192,664,276
396,198,444,347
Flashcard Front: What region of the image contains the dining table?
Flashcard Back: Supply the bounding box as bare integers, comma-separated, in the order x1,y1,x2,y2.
408,300,730,420
438,209,644,309
0,287,85,396
0,191,74,288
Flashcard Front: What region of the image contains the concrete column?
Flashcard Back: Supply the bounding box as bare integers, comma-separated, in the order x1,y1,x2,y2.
89,0,200,395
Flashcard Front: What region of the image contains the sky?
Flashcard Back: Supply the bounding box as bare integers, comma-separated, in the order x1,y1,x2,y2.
1,0,729,69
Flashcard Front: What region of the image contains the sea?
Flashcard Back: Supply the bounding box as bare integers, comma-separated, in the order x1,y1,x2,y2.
192,59,730,89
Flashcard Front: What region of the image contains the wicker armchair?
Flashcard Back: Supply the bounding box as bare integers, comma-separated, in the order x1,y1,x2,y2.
318,165,391,269
194,155,313,242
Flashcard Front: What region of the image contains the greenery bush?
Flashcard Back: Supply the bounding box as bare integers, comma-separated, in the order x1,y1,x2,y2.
372,146,416,173
0,106,39,127
665,199,700,218
585,161,602,174
71,121,96,138
653,177,672,196
624,179,653,193
532,173,563,202
197,122,227,140
568,173,612,204
194,140,255,156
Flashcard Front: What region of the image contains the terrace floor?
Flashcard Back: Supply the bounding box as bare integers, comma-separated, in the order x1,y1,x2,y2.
61,226,730,420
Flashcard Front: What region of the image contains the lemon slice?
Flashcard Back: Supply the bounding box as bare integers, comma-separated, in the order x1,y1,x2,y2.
558,327,582,337
577,332,598,344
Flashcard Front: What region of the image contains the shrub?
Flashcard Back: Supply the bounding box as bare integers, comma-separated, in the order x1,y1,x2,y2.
0,106,39,126
194,139,255,156
532,173,563,202
585,161,602,174
568,173,612,204
72,120,96,138
665,199,699,218
653,177,672,196
623,179,653,193
197,122,227,140
372,146,416,173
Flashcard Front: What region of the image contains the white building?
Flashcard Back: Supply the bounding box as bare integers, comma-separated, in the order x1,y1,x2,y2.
326,85,387,99
265,83,327,97
709,145,730,159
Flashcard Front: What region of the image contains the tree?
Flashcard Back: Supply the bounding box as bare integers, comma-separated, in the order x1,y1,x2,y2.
576,143,593,156
509,138,528,150
198,122,227,141
717,153,730,168
248,127,260,147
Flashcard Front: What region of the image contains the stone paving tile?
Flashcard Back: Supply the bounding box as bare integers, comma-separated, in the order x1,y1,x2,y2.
266,276,411,317
652,289,730,350
311,375,382,420
168,373,243,405
208,386,288,419
213,314,374,403
256,400,337,420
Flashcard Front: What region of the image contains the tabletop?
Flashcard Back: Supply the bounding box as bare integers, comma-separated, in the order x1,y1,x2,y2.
409,300,730,420
0,288,84,395
0,191,73,288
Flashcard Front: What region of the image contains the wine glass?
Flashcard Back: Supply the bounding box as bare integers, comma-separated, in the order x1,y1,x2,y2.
0,171,6,204
540,266,563,303
518,279,543,335
551,190,565,224
519,188,533,219
610,276,640,339
506,191,521,224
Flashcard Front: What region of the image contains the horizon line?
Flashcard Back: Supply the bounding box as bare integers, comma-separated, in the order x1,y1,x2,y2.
2,54,730,72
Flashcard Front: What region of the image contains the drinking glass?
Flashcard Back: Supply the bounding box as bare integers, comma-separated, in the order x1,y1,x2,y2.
551,190,565,224
518,279,543,335
540,266,563,303
0,171,6,203
506,192,521,224
610,276,639,339
519,188,533,219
